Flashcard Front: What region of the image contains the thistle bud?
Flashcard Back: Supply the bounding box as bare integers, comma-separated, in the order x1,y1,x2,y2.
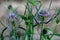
42,28,53,35
43,29,47,34
8,5,12,10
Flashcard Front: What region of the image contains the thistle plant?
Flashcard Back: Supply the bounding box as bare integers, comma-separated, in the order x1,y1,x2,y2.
0,0,60,40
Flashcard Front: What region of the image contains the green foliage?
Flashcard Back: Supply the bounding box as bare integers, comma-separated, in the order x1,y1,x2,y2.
0,0,60,40
56,18,60,24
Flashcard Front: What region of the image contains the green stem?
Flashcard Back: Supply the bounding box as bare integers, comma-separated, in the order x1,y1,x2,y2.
40,23,44,40
40,17,44,40
27,24,34,40
48,0,53,10
28,34,33,40
10,30,17,40
50,24,57,40
22,32,27,40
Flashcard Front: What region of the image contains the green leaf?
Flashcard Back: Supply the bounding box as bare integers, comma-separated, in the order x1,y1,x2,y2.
54,33,60,37
56,18,60,24
18,14,27,20
26,0,35,5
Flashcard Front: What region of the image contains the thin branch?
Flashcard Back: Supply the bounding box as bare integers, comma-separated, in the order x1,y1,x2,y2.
34,10,60,27
1,27,7,40
33,23,38,27
18,26,26,31
43,10,60,24
0,20,6,27
48,0,53,10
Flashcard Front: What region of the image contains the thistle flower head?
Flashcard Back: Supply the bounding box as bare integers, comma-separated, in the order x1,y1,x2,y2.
8,13,16,18
6,12,20,30
38,10,50,17
35,9,50,24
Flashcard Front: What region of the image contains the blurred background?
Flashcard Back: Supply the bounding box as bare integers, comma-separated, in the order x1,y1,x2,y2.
0,0,60,40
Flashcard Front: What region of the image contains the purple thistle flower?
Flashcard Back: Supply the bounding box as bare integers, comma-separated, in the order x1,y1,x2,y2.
6,12,20,30
9,13,16,18
38,10,50,17
35,9,51,24
7,13,18,19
